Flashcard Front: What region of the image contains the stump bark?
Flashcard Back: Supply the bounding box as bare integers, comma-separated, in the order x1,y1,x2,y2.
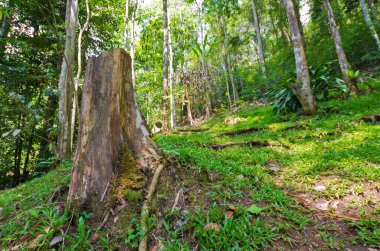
68,48,159,211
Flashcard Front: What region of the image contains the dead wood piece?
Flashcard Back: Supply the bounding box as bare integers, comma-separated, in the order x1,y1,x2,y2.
201,141,287,150
171,189,183,212
357,114,380,123
216,127,268,137
139,164,165,251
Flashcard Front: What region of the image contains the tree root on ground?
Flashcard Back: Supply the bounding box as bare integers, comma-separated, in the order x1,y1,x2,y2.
200,141,289,150
138,164,165,251
215,124,308,137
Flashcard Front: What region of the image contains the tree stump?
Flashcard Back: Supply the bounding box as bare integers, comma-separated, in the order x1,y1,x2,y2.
68,48,159,212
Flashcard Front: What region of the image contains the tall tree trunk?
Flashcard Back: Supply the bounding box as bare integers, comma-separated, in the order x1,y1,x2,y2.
71,0,90,150
221,16,239,103
251,0,267,78
323,0,358,95
57,0,79,160
359,0,380,50
131,0,137,88
368,0,380,31
283,0,317,115
223,59,232,108
0,0,10,57
68,49,159,211
196,1,212,118
124,0,130,49
162,0,170,133
168,12,176,130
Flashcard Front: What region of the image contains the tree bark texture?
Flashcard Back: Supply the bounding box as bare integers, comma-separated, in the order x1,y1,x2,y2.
162,0,170,133
323,0,358,95
359,0,380,50
68,49,158,210
57,0,78,160
283,0,317,115
251,0,267,78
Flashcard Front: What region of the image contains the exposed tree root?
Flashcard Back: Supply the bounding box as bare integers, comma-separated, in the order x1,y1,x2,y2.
215,124,308,137
173,127,209,135
200,141,288,150
356,113,380,123
138,164,165,251
216,127,268,137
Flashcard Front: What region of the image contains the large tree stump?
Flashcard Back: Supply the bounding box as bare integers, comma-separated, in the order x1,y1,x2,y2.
68,49,159,212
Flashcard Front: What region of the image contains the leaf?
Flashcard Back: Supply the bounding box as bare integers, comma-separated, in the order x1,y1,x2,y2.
225,210,233,219
13,129,21,137
202,223,220,232
1,130,11,138
246,204,263,215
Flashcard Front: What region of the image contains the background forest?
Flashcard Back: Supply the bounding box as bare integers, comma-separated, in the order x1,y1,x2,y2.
1,0,380,249
1,0,379,188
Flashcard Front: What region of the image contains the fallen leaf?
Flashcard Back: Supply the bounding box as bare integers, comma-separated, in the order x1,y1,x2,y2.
203,223,220,232
329,200,340,209
237,174,245,180
247,204,263,215
150,241,164,251
45,226,51,233
113,216,119,223
294,197,310,208
314,185,327,191
49,236,64,247
228,205,236,211
174,219,186,228
92,233,100,242
314,200,331,211
225,210,234,219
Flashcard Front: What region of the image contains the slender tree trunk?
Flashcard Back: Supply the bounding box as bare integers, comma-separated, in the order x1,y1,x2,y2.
22,122,36,180
71,0,90,150
168,12,176,130
223,59,232,108
13,117,25,187
184,89,194,125
0,0,10,57
359,0,380,50
221,16,239,103
131,0,137,88
162,0,170,133
251,0,267,78
68,49,159,212
283,0,317,115
368,0,380,31
124,0,130,49
196,1,212,118
57,0,79,160
323,0,358,95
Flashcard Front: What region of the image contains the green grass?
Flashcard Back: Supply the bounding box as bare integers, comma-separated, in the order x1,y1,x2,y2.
154,82,380,249
0,79,379,250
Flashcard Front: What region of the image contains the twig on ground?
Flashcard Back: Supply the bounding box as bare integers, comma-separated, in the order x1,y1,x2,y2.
171,189,183,212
